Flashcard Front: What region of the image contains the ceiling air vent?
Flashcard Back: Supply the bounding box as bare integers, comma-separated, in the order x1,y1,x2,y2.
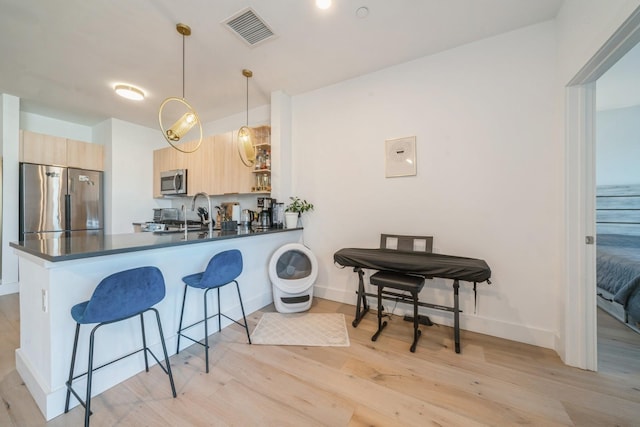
223,7,275,47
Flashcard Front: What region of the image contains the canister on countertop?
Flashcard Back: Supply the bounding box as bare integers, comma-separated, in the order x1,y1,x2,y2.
273,203,285,228
231,203,240,222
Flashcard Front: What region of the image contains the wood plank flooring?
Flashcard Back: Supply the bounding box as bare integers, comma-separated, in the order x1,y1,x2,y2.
1,293,639,426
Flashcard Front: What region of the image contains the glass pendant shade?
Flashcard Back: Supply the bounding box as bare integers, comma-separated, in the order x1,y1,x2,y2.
167,111,197,141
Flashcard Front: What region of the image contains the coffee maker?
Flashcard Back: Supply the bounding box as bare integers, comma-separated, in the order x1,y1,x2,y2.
257,197,273,229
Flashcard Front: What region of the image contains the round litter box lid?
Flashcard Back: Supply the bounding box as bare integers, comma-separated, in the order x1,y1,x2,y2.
269,243,319,292
276,249,312,279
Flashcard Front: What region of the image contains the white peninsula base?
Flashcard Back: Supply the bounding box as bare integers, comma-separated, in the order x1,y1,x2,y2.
13,230,302,420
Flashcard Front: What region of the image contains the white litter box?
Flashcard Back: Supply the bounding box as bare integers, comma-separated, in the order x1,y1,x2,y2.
268,243,318,313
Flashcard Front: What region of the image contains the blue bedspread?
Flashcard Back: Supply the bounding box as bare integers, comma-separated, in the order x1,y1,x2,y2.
597,234,640,322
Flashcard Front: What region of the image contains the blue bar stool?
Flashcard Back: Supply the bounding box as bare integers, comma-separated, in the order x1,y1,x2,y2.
176,249,251,373
64,266,176,427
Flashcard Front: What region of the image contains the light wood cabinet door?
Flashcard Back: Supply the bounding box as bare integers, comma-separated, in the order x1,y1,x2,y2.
152,146,178,198
217,131,253,194
213,132,236,194
180,137,209,195
67,139,104,171
233,130,255,194
20,130,67,166
193,136,217,195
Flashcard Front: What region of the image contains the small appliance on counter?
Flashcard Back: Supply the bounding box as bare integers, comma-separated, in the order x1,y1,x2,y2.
153,208,179,222
273,202,285,228
256,197,274,229
217,202,240,230
240,209,257,230
140,208,203,233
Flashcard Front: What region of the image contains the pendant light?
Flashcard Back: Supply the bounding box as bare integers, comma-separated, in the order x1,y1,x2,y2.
158,23,202,153
237,69,256,167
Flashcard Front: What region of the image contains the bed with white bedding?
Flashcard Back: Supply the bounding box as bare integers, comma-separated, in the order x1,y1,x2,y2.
596,185,640,327
597,234,640,324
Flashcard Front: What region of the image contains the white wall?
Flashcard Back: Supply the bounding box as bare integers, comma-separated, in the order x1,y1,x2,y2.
0,94,20,294
20,112,92,142
98,119,170,234
596,105,640,185
203,105,270,137
291,22,560,348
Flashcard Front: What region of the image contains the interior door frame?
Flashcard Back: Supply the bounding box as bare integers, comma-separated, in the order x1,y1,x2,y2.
565,6,640,370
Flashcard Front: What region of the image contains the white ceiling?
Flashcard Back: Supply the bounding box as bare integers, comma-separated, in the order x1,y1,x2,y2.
0,0,565,129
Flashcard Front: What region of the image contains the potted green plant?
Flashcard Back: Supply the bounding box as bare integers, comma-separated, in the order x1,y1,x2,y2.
285,196,314,228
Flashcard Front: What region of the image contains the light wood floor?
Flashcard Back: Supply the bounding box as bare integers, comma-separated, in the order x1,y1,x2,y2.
1,293,639,426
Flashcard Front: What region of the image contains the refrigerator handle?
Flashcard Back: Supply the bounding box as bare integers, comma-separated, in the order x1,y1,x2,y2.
65,194,71,230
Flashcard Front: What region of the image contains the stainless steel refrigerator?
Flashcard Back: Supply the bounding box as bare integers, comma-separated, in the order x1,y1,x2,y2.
19,163,104,240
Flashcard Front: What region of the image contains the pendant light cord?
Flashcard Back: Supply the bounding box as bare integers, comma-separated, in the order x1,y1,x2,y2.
245,75,249,126
182,33,186,99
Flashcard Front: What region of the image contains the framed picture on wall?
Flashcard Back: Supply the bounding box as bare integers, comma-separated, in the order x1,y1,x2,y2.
385,136,416,177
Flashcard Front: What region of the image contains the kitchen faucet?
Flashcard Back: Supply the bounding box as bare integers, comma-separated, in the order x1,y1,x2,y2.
192,192,213,235
182,204,188,240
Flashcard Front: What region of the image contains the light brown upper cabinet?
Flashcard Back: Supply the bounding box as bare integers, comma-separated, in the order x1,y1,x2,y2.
224,130,254,194
66,138,104,170
20,130,104,171
152,127,267,198
20,130,67,166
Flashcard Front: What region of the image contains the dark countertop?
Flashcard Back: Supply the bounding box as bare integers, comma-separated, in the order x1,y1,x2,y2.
10,227,301,262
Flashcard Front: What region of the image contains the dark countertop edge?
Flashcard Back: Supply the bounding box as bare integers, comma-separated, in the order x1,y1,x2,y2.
10,227,302,263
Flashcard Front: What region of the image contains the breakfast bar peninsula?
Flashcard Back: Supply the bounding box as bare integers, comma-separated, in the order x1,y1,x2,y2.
11,227,302,420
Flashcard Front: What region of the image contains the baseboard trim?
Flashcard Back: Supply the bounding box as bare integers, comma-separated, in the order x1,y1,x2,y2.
0,281,19,296
314,284,556,350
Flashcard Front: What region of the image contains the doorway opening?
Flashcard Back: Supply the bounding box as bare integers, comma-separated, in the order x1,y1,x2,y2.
565,6,640,371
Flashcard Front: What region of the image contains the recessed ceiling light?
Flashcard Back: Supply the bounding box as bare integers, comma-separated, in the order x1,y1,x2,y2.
114,84,145,101
316,0,331,10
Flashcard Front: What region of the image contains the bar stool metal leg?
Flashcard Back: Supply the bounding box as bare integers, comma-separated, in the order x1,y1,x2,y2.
64,323,81,413
176,285,188,354
152,308,176,397
84,325,100,427
235,281,252,344
217,288,222,333
140,313,149,371
203,287,213,373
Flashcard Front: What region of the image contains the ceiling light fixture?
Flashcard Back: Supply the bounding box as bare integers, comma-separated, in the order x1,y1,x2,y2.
237,69,256,167
316,0,332,10
114,84,145,101
158,23,202,153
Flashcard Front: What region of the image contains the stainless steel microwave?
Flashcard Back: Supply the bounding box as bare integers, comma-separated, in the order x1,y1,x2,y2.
160,169,187,195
